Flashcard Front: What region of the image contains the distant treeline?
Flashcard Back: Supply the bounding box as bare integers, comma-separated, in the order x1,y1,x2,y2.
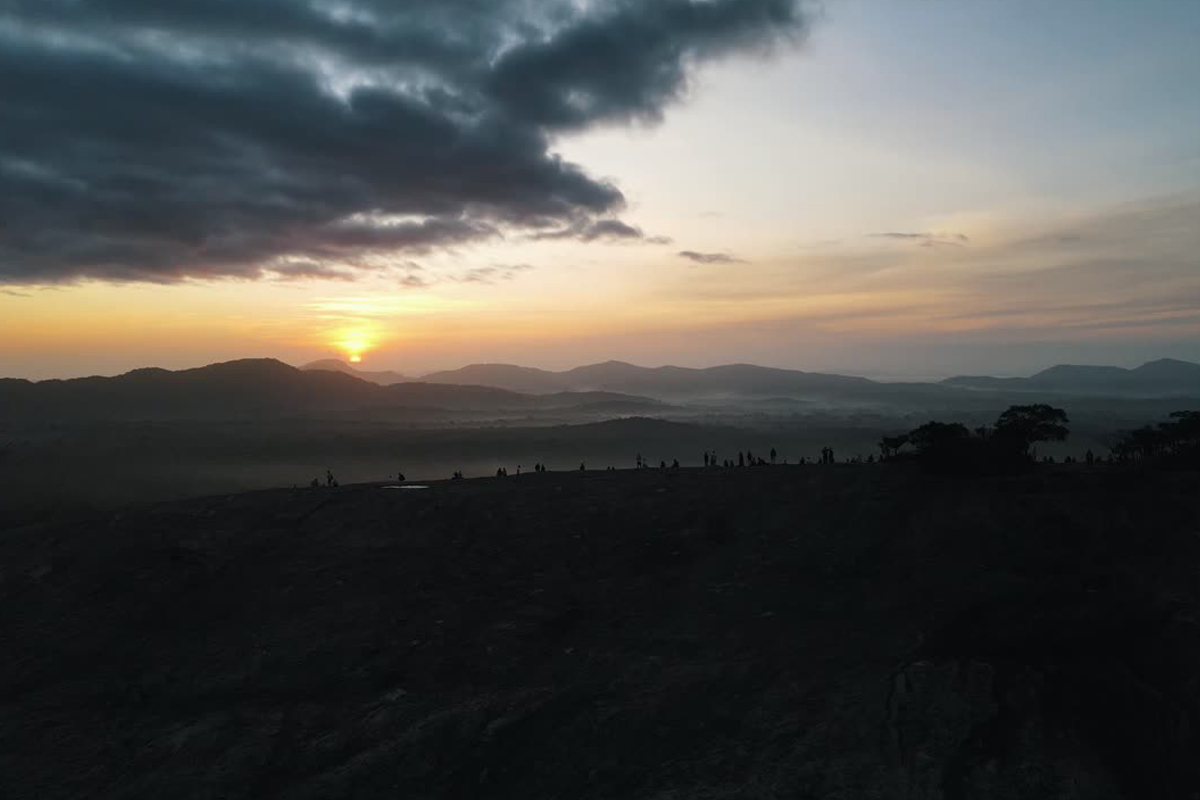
1107,411,1200,465
879,404,1200,472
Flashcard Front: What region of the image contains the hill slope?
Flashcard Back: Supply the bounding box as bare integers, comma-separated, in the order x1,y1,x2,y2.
3,466,1197,798
945,357,1200,396
300,359,410,385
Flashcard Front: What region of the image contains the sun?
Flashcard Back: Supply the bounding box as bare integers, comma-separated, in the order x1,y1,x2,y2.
333,329,375,364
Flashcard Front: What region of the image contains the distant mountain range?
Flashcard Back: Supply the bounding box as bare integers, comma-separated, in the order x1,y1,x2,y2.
310,356,1200,400
3,356,1198,423
943,358,1200,397
419,360,876,398
0,359,664,421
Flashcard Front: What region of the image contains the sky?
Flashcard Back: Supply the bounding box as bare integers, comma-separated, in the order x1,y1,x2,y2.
2,0,1199,381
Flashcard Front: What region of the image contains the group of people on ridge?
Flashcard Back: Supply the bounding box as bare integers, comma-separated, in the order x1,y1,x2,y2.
703,447,778,468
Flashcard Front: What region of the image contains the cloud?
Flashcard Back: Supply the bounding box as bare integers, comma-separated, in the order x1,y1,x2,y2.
678,250,745,264
1,288,31,297
868,231,970,247
530,218,673,244
451,262,537,285
264,260,357,281
0,0,805,285
398,273,431,289
675,196,1200,341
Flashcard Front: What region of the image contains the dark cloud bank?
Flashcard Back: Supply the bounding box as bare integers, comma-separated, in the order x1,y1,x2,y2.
0,0,806,284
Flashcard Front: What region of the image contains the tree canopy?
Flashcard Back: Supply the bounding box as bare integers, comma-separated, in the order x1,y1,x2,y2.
994,404,1070,456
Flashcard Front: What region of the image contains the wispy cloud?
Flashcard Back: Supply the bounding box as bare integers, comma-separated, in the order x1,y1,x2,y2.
678,250,746,265
263,261,357,282
451,263,537,285
867,231,970,247
531,219,672,245
662,195,1200,343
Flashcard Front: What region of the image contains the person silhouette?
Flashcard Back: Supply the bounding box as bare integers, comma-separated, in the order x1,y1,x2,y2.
579,462,586,471
672,458,680,469
326,469,335,487
770,447,777,464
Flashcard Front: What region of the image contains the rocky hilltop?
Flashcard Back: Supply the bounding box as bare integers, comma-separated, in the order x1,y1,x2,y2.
2,465,1197,798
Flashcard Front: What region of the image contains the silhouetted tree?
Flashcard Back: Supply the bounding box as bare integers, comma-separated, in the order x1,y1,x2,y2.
770,447,777,464
994,404,1069,459
908,421,971,454
903,421,974,471
1110,410,1200,465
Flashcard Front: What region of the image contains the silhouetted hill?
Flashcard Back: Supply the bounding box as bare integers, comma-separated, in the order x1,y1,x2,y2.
424,360,884,400
0,359,662,421
4,466,1197,797
0,358,374,420
419,363,569,394
423,357,1200,402
944,358,1200,397
300,358,410,385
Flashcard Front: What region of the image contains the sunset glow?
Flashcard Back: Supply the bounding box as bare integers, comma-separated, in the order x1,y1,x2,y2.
334,330,375,364
1,1,1198,380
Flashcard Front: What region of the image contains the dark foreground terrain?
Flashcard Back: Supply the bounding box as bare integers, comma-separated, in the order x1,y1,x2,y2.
2,465,1199,798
